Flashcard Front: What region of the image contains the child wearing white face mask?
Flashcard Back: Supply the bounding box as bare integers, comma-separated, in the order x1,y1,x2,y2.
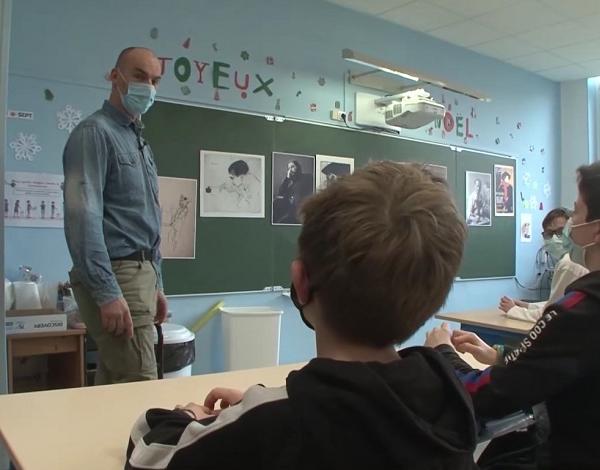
498,208,588,323
426,161,600,469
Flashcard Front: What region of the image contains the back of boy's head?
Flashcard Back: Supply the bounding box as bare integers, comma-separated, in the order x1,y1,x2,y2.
578,161,600,222
298,161,467,347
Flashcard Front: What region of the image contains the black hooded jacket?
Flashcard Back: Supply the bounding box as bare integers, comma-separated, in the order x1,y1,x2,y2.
126,346,478,469
437,271,600,469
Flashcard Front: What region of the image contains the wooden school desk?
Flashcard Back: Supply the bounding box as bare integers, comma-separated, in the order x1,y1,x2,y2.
0,354,485,470
435,309,533,347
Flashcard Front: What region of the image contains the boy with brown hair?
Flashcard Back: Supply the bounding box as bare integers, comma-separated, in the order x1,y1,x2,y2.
126,161,477,469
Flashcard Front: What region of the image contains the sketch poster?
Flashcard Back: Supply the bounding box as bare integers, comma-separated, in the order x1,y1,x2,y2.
494,164,515,216
4,172,64,228
272,152,315,225
158,177,197,259
423,163,448,181
200,150,265,218
520,213,532,243
466,171,492,227
315,154,354,191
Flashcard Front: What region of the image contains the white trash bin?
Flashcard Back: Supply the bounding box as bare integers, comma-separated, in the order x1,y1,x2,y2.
153,323,196,378
221,307,283,371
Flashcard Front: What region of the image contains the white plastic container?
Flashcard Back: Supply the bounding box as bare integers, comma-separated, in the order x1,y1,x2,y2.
153,323,196,378
12,281,42,310
220,306,283,371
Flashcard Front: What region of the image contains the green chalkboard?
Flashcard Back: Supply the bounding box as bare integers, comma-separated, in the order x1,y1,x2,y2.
144,101,515,294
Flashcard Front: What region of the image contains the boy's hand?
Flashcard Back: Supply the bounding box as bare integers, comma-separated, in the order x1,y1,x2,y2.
175,402,217,420
451,330,498,365
424,322,453,348
204,387,244,411
498,296,515,313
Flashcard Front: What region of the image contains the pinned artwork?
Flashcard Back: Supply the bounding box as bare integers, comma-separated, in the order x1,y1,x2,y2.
539,202,544,211
266,56,275,65
296,90,302,97
7,110,34,120
529,145,535,152
494,164,514,217
272,152,315,225
520,213,532,243
347,111,353,122
316,154,354,191
543,183,551,198
495,138,500,145
542,166,545,173
318,77,326,86
10,133,42,161
4,172,64,228
44,89,54,101
466,171,492,227
517,122,522,129
309,103,317,112
334,101,341,109
521,158,526,165
57,105,82,133
158,177,197,259
200,150,265,219
150,27,159,39
540,148,545,155
241,51,250,61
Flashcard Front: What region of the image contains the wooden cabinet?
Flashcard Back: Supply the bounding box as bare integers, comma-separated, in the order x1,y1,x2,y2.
7,329,86,393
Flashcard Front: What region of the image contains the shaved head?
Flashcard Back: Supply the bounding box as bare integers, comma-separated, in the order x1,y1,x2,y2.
115,47,157,68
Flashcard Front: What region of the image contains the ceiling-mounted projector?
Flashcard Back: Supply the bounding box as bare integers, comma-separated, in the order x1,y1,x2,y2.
379,89,445,129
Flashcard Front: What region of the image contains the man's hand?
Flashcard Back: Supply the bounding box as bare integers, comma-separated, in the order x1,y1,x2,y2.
155,290,168,324
498,296,516,313
424,322,453,348
204,387,244,411
451,330,499,365
175,402,216,420
100,297,133,338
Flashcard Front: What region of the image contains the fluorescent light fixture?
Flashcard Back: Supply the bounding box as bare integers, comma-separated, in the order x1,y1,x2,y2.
342,48,490,102
343,49,419,82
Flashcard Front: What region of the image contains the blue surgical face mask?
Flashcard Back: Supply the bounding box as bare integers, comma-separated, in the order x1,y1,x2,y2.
544,235,568,261
118,70,156,116
563,219,587,265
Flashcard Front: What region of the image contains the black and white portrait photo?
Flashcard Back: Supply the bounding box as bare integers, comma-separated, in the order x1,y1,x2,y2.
466,171,492,227
272,152,315,225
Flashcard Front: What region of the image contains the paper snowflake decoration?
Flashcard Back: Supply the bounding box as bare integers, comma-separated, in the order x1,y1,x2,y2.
532,180,539,191
543,183,551,198
530,195,538,209
57,105,82,133
522,172,531,187
9,133,42,161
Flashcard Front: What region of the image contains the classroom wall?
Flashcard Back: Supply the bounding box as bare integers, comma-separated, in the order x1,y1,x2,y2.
5,0,562,374
560,79,594,208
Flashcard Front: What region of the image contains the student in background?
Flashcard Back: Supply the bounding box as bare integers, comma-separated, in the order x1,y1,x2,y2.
63,47,167,385
426,161,600,469
126,162,478,470
499,208,588,322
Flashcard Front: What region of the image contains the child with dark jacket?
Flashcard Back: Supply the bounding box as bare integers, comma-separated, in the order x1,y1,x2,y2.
427,161,600,469
126,161,478,469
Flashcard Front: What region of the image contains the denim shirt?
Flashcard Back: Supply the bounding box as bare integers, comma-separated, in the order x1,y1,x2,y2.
63,100,162,305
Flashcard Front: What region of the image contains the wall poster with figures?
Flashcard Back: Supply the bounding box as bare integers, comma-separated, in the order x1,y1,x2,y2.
158,176,197,259
4,172,64,228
